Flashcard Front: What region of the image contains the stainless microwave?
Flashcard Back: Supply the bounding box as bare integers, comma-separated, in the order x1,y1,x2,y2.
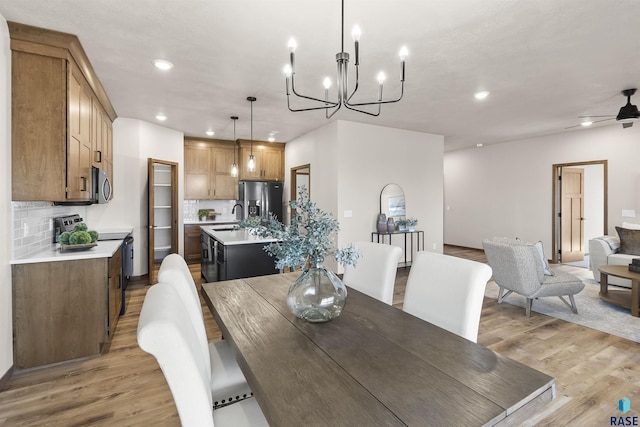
93,167,112,204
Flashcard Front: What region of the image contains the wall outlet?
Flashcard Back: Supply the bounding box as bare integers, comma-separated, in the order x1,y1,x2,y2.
432,242,437,250
622,209,636,218
343,210,353,218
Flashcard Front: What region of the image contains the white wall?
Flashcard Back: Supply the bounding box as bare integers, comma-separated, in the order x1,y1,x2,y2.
285,120,444,272
87,118,184,276
0,14,13,377
580,164,605,249
444,124,640,258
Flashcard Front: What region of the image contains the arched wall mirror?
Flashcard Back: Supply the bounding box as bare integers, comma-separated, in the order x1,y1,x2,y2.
380,183,405,219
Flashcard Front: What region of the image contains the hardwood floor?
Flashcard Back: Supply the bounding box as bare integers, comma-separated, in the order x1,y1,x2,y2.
1,246,638,426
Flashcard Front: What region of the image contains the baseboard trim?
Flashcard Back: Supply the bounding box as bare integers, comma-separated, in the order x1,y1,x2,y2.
0,365,14,389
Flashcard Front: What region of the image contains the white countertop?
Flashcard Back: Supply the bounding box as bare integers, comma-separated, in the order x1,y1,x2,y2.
11,240,123,265
184,219,238,225
201,228,278,246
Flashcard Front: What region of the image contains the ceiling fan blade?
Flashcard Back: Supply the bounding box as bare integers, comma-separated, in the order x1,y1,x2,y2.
578,115,616,118
565,117,615,130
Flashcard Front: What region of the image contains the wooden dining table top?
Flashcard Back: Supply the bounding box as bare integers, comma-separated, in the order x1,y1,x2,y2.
201,272,555,426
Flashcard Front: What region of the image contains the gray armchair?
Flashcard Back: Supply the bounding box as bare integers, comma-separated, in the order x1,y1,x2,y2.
482,238,585,317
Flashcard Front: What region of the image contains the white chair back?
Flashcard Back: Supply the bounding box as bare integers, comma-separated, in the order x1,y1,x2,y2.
402,251,492,343
342,241,402,305
138,282,214,427
158,253,210,379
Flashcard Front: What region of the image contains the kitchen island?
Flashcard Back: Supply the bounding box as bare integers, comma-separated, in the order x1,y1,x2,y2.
201,227,279,282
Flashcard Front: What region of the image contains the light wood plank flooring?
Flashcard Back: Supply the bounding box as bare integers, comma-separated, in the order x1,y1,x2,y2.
1,246,639,426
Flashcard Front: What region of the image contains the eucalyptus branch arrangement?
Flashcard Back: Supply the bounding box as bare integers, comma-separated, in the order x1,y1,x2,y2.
243,187,359,270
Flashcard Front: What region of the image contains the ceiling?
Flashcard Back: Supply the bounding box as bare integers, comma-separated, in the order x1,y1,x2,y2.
1,0,639,151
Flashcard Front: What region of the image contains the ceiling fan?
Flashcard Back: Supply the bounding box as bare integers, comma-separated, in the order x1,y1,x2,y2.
568,88,639,129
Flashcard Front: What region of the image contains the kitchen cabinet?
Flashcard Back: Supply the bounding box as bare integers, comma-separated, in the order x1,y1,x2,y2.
238,140,285,181
184,138,239,200
185,224,203,264
12,248,122,369
9,22,116,203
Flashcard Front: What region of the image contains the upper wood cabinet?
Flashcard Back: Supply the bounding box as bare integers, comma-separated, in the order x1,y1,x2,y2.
9,22,116,203
238,140,285,181
184,138,239,200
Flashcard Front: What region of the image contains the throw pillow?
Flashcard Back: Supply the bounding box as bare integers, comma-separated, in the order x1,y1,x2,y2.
615,227,640,256
622,222,640,230
533,241,554,276
599,235,620,252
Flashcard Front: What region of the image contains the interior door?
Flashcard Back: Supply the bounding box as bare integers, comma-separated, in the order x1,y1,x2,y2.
560,167,585,263
148,158,178,284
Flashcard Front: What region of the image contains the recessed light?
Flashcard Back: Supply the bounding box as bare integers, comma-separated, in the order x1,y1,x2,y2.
476,143,484,147
152,59,174,71
155,113,167,121
474,91,490,100
206,130,215,136
580,121,593,127
268,136,275,142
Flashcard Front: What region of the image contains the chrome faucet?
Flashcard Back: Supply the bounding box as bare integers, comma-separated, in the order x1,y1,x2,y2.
231,203,243,215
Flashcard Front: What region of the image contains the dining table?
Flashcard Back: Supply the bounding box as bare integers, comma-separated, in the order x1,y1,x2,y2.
201,272,555,426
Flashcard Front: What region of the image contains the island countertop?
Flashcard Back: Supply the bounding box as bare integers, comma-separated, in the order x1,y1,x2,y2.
201,227,278,246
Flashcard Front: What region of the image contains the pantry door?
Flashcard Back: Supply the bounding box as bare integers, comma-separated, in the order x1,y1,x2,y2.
148,158,178,283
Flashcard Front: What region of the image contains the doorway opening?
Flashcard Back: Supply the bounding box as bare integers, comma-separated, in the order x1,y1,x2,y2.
552,160,608,266
290,163,310,201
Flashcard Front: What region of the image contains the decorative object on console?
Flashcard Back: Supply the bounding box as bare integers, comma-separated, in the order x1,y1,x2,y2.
386,217,395,233
284,0,408,118
376,213,387,234
396,219,407,231
244,187,359,322
407,218,418,232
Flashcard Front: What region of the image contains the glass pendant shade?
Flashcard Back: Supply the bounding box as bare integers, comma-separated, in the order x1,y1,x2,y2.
248,154,256,172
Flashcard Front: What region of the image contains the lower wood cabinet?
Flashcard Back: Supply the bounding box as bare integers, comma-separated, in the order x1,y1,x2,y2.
12,248,122,369
185,224,203,264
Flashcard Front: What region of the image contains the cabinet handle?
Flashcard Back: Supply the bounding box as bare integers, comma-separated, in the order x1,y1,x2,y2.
81,176,88,192
118,274,122,289
95,150,102,163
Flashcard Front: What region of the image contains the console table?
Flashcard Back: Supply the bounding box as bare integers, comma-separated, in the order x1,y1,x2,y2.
371,230,424,267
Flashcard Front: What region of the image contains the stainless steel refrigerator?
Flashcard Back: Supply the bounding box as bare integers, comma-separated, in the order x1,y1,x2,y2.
237,181,284,222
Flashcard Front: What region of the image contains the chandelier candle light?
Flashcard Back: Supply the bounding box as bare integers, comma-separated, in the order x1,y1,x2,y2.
230,116,238,177
284,0,408,118
247,96,256,172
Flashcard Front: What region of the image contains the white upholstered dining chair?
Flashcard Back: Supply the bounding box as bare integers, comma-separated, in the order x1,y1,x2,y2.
342,241,402,305
157,253,252,408
137,282,268,427
402,251,493,343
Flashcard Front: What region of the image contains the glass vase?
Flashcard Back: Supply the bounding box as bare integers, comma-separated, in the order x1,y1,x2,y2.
287,257,348,322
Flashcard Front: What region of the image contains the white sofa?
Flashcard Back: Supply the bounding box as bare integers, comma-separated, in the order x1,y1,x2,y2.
589,222,640,288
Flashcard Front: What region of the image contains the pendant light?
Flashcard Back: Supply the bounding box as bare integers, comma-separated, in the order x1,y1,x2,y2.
247,96,256,172
230,116,238,177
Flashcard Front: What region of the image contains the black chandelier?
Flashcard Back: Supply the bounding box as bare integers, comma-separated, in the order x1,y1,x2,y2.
284,0,408,118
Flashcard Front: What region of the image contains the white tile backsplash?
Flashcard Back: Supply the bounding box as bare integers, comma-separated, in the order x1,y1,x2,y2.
11,202,87,259
183,199,237,222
